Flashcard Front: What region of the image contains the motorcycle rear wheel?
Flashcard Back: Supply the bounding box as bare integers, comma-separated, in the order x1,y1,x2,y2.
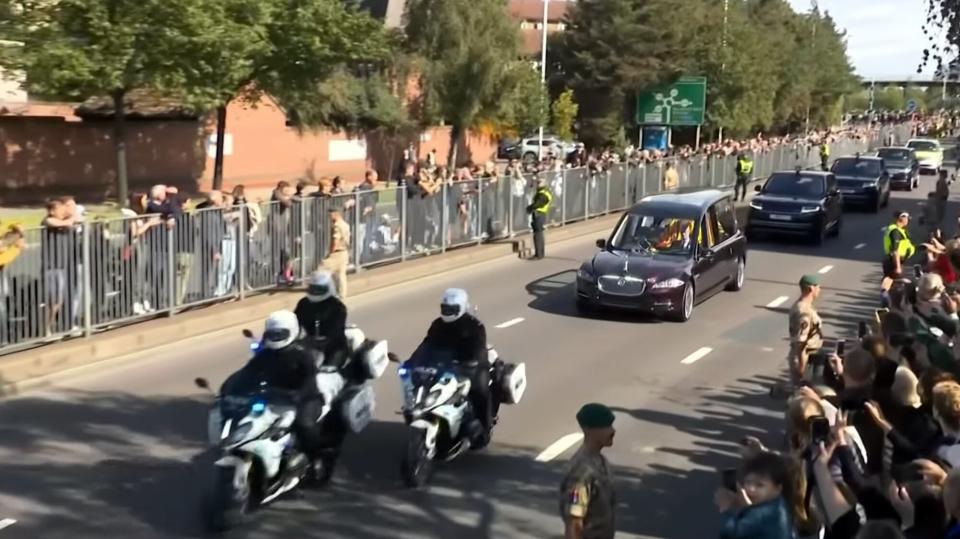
401,428,433,488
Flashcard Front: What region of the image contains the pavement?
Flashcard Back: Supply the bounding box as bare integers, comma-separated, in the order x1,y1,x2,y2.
0,169,944,538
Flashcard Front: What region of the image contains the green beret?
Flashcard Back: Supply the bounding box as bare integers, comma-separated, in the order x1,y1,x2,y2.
799,274,820,287
576,403,615,429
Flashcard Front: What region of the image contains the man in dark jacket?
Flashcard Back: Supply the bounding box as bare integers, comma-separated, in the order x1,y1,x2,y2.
416,288,493,447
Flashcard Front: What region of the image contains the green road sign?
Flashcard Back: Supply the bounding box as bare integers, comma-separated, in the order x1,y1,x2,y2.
636,77,707,126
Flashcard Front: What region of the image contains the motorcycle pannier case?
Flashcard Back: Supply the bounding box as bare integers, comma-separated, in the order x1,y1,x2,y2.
360,339,390,380
499,362,527,405
340,383,376,433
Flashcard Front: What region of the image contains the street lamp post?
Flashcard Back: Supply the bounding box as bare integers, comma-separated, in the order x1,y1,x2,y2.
719,0,728,143
537,0,549,159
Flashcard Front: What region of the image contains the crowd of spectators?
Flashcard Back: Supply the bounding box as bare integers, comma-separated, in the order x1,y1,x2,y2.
714,180,960,538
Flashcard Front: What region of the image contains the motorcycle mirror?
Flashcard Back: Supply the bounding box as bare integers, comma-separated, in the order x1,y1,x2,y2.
194,377,211,390
241,328,255,339
387,352,401,363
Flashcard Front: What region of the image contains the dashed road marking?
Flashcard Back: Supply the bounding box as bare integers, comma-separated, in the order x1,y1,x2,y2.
818,265,834,274
854,243,867,250
761,346,775,352
0,519,16,531
495,317,525,329
766,296,789,308
681,346,713,365
535,433,584,462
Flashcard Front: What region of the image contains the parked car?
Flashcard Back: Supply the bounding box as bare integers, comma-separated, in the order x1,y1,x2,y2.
875,147,919,190
575,189,746,322
906,138,944,174
746,169,843,245
830,155,891,212
518,134,578,164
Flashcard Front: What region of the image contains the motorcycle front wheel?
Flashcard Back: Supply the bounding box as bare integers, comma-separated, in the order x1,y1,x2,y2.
206,461,257,532
400,427,433,488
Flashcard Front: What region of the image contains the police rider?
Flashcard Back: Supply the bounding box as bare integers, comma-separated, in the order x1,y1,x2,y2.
243,310,326,480
295,270,349,370
416,288,494,446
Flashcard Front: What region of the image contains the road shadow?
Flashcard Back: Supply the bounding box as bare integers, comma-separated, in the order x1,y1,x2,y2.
0,388,664,539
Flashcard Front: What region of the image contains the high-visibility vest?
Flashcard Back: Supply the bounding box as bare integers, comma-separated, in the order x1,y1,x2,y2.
882,224,915,259
820,144,830,158
738,158,753,175
534,187,552,214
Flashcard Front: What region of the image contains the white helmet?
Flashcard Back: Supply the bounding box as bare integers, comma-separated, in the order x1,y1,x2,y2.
306,270,336,302
263,310,300,350
440,288,469,323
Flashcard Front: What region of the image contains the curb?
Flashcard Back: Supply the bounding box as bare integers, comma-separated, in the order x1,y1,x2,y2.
0,214,621,397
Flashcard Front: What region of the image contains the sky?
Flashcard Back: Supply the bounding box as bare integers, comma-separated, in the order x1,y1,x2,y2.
784,0,942,79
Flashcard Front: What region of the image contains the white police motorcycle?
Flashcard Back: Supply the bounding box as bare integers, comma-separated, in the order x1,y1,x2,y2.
197,325,389,531
394,344,527,487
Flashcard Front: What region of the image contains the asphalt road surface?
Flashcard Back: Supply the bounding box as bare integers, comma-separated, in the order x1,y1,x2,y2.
0,169,952,539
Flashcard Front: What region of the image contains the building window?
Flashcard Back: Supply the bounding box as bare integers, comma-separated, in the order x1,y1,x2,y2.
557,22,566,31
520,21,530,30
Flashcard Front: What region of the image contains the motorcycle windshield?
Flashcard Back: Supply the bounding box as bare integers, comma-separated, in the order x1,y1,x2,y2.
405,344,459,388
218,369,298,418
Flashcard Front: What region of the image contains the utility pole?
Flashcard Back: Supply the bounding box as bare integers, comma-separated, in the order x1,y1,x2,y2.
804,0,818,134
719,0,729,143
537,0,550,159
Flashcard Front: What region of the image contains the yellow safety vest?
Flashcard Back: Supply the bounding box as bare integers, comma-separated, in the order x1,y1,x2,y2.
534,187,552,214
738,158,754,175
882,224,915,259
820,144,830,157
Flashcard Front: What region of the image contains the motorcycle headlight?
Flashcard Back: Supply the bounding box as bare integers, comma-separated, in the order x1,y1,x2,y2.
652,277,686,289
800,205,820,213
577,267,595,281
224,422,253,446
749,201,763,210
422,388,443,408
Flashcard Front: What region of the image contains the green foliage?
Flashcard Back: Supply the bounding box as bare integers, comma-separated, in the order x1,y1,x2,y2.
875,85,906,111
493,62,549,137
287,68,409,133
551,88,578,141
554,0,858,144
552,0,684,146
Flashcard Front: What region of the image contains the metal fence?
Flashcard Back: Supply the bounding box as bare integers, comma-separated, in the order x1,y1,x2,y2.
0,125,910,354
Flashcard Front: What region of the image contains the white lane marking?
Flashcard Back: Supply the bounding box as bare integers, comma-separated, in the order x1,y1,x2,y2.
0,519,16,530
681,346,713,365
818,265,834,274
854,243,867,250
495,317,525,329
761,347,775,352
766,296,789,308
535,433,584,462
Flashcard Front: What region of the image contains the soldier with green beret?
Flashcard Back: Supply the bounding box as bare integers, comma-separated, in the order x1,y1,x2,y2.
559,403,617,539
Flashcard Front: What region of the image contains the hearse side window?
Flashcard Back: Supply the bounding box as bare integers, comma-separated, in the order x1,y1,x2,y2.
712,199,736,242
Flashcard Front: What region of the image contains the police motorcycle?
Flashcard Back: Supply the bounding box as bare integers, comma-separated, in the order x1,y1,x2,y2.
196,323,390,531
392,341,527,488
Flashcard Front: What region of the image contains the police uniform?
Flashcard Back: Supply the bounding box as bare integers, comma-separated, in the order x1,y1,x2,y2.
559,403,616,539
820,143,830,170
882,218,916,279
735,155,754,202
323,215,351,297
788,275,823,384
527,182,553,259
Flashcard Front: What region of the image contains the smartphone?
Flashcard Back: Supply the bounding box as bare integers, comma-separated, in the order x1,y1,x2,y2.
875,308,890,326
914,264,923,279
836,339,846,356
810,416,831,445
721,468,738,492
858,321,868,339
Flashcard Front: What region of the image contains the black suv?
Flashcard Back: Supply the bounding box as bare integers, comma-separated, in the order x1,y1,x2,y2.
876,147,919,191
830,155,891,212
746,170,843,245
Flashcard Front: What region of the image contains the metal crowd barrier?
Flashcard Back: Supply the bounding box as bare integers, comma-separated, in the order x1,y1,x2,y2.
0,125,911,354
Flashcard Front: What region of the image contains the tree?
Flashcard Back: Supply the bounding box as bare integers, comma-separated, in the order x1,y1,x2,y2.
551,88,578,141
492,62,548,137
875,85,906,111
171,0,395,189
403,0,522,166
552,0,685,147
0,0,199,205
922,1,960,73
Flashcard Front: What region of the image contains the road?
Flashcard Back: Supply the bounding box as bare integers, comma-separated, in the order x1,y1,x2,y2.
0,173,945,538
